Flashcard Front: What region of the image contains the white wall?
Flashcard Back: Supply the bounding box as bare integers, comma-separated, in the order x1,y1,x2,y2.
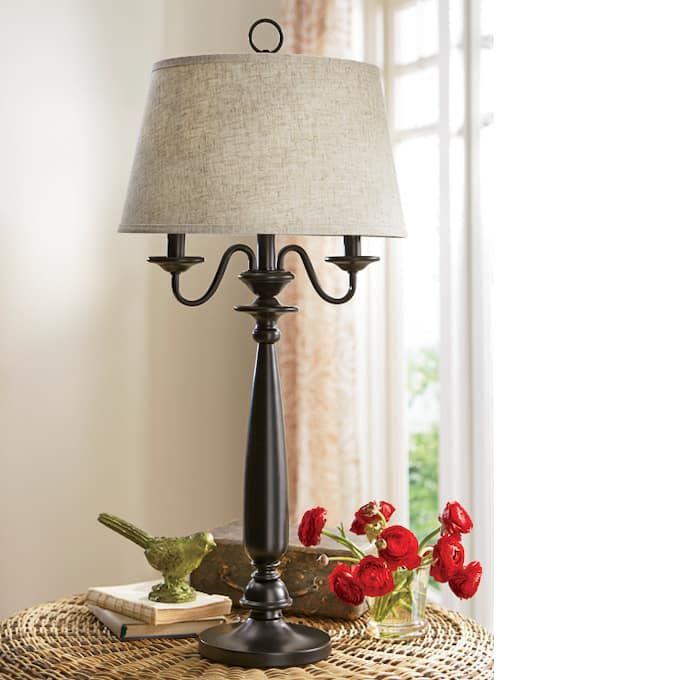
0,0,278,619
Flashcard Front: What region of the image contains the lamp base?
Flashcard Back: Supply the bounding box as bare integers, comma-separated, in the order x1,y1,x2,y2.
198,618,331,668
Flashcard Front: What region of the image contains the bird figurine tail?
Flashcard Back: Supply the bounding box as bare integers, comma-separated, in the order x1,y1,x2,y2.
98,513,151,549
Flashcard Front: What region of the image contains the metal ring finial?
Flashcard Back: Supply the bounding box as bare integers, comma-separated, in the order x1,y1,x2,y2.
248,18,284,53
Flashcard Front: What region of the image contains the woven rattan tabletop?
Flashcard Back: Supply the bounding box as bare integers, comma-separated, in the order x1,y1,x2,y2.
0,596,493,680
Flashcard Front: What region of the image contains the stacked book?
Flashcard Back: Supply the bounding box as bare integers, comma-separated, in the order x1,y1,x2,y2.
87,581,232,641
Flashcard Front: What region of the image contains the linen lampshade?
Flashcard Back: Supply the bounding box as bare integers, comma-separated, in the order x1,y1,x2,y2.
119,54,405,237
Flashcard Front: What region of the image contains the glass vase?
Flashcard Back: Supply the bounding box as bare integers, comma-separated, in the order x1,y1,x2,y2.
366,565,429,640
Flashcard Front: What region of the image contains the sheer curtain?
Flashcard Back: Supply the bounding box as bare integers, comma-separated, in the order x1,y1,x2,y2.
279,0,361,525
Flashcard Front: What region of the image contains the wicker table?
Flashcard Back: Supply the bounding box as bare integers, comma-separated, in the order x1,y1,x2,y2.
0,596,493,680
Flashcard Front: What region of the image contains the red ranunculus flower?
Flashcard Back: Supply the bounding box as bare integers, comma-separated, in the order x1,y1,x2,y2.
328,563,364,605
430,534,465,583
297,506,327,547
350,501,396,535
354,555,394,597
439,501,473,537
449,561,482,599
377,525,422,571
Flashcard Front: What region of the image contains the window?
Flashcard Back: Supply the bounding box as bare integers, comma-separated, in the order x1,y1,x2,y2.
359,0,493,628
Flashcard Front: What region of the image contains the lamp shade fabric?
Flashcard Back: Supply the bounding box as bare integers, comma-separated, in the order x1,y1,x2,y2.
119,54,405,237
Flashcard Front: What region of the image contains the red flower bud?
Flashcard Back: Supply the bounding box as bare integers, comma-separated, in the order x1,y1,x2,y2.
350,501,396,535
377,525,422,571
449,561,482,599
328,563,364,606
364,501,380,516
354,556,395,597
430,534,465,583
349,517,366,535
297,506,327,547
439,501,473,537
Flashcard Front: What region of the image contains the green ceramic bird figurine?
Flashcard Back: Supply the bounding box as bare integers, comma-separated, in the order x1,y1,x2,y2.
98,513,217,603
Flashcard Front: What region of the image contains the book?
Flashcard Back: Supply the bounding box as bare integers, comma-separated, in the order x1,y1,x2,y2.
87,604,227,640
86,581,231,625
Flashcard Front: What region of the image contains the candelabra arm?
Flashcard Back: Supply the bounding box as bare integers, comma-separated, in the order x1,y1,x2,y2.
166,244,256,307
276,244,357,305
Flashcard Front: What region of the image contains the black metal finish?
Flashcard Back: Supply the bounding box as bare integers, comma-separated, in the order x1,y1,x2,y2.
170,241,255,307
199,621,330,668
276,235,381,304
324,255,379,273
277,244,356,304
148,235,205,273
147,233,378,667
248,18,284,53
147,235,255,306
325,236,379,274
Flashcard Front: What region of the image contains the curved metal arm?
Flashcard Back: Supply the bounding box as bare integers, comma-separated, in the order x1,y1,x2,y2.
171,244,255,307
276,244,357,304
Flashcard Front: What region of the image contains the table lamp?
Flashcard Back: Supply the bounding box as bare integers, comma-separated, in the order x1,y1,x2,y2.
119,19,405,668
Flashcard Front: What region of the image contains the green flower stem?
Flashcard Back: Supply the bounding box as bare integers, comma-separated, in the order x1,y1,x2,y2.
371,597,382,621
326,556,360,563
374,590,408,622
371,569,416,622
418,527,441,553
373,593,392,622
391,583,411,595
322,530,365,559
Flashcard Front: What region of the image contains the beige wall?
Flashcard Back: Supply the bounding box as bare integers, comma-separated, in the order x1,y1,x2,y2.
0,0,279,619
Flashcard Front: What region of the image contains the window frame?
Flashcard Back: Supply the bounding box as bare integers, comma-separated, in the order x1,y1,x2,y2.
358,0,493,629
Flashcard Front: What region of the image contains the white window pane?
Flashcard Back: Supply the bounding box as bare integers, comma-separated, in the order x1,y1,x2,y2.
481,0,492,34
449,0,465,44
394,135,440,351
394,2,419,64
450,135,465,232
394,66,438,130
394,0,438,65
449,45,465,131
421,0,439,57
449,0,465,130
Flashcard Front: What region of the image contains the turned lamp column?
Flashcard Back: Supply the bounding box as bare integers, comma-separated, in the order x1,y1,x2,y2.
236,234,295,621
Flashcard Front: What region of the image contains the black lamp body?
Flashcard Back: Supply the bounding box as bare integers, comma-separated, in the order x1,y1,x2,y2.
149,233,376,667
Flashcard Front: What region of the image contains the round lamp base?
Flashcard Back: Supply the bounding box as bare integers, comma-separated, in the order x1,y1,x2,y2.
198,618,331,668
